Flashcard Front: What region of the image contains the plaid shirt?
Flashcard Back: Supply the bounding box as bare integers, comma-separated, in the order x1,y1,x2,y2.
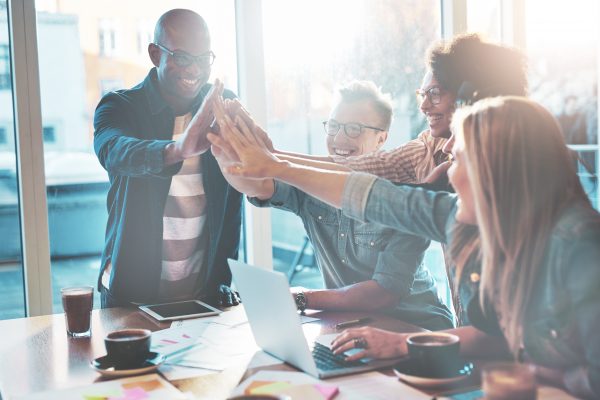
332,130,448,183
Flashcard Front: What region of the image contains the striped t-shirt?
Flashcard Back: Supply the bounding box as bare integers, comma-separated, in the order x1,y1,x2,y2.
158,113,209,300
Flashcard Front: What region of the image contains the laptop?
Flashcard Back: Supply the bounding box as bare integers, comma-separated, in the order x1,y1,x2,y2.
228,259,403,379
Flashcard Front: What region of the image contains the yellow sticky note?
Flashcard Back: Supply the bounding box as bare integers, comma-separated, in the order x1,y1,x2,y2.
250,381,293,395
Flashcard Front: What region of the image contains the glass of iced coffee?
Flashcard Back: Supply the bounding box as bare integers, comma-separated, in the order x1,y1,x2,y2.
61,286,94,338
482,362,537,400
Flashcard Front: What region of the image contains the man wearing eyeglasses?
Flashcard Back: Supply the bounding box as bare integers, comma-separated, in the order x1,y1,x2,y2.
211,81,454,331
93,9,242,308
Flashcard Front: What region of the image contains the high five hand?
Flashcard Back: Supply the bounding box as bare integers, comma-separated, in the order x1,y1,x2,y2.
207,98,282,180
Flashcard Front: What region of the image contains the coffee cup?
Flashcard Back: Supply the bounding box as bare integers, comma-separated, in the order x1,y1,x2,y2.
406,332,461,377
104,329,152,369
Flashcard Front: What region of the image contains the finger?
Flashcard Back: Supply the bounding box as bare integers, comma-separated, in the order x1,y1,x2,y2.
345,349,369,362
235,116,259,145
224,98,242,118
207,133,240,162
331,331,356,351
224,289,233,307
331,328,364,348
254,126,271,149
231,291,240,305
218,114,249,151
331,339,359,355
213,92,228,120
234,102,256,130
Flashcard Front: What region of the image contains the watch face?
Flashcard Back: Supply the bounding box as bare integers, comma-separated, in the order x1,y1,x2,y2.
295,293,306,310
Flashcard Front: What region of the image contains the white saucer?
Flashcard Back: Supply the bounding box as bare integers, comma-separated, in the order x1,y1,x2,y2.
91,351,165,378
393,358,474,387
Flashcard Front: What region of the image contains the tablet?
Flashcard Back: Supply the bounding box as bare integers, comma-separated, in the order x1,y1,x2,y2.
139,300,222,322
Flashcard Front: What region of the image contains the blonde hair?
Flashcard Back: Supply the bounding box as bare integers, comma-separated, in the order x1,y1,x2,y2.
337,80,394,131
450,97,589,354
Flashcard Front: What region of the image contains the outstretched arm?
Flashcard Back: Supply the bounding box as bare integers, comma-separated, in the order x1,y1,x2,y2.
209,102,349,207
208,110,350,209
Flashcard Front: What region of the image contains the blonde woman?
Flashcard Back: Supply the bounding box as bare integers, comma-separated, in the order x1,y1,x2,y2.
209,97,600,398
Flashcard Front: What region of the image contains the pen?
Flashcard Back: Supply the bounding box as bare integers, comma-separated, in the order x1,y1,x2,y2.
335,317,372,330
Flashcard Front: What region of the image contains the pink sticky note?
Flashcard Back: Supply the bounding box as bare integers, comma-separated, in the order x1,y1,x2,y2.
314,383,339,400
108,387,149,400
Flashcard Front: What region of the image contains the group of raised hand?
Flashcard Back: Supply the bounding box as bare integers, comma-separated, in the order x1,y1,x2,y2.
197,79,282,181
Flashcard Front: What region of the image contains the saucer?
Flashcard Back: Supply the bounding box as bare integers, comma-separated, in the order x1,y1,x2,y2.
393,358,474,387
91,351,165,378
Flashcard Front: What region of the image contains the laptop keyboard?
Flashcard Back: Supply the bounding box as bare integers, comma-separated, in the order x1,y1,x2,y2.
312,342,367,371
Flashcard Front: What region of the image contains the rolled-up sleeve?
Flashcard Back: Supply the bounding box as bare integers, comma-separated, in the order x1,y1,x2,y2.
341,172,378,222
342,172,456,244
248,181,304,215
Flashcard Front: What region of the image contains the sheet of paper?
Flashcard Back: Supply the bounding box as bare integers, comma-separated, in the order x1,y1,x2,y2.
329,371,429,400
159,362,220,381
166,321,259,371
16,374,186,400
151,324,209,359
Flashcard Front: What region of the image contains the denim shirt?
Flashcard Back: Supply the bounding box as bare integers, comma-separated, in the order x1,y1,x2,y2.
343,172,600,399
93,68,242,304
249,181,454,331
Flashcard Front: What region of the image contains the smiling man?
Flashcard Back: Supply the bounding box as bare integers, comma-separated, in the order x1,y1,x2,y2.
212,81,454,331
93,9,242,308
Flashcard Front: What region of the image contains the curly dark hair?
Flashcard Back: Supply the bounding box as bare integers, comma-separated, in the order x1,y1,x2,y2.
426,33,528,104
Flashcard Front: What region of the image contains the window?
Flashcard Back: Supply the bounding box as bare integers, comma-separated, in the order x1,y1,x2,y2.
261,0,446,298
98,19,117,57
42,126,55,143
35,0,238,313
466,0,501,41
0,7,25,319
0,44,11,90
137,19,154,55
526,0,599,208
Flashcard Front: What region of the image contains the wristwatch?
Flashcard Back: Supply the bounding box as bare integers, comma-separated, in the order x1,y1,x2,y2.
294,292,308,314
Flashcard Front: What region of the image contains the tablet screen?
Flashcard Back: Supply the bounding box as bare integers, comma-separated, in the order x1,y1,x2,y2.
140,300,219,319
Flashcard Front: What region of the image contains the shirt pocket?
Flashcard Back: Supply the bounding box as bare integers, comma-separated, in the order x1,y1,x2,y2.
306,199,339,226
353,222,387,250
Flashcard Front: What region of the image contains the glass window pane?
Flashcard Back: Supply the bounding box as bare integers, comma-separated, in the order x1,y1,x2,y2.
35,1,238,312
0,7,26,318
262,0,442,285
467,0,501,42
526,0,599,210
577,151,598,209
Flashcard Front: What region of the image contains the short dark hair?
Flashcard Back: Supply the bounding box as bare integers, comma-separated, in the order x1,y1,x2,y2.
336,80,394,131
426,33,528,105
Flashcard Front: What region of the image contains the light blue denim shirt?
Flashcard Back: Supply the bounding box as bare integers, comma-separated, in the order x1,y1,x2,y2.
342,172,600,399
342,172,480,325
249,181,454,331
